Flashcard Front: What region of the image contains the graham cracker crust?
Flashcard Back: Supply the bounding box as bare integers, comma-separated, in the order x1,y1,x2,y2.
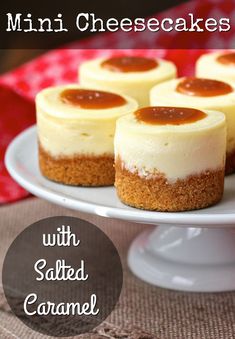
226,149,235,175
115,158,224,212
39,144,115,186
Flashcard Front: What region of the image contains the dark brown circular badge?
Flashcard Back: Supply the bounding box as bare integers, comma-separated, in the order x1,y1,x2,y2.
2,216,123,337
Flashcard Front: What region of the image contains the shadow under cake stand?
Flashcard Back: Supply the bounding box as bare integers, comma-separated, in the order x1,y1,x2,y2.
5,126,235,292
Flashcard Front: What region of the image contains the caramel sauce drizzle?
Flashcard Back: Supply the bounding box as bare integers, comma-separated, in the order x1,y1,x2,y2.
135,106,206,125
176,77,233,97
60,88,127,109
101,56,158,73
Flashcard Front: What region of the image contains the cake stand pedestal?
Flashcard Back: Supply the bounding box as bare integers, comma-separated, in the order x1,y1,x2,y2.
5,126,235,292
128,225,235,292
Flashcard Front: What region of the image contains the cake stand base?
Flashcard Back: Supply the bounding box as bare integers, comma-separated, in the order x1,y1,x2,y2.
128,225,235,292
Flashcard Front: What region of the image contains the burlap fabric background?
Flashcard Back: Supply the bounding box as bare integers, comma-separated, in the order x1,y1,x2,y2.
0,198,235,339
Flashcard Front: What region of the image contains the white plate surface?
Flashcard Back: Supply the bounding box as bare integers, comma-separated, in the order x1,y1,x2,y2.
5,126,235,226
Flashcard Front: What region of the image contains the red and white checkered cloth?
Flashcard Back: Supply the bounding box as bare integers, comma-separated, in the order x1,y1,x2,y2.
0,0,233,203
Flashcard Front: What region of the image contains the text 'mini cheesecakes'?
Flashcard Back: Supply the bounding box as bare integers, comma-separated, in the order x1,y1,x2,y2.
196,51,235,83
36,84,138,186
115,106,226,212
79,55,177,107
150,77,235,174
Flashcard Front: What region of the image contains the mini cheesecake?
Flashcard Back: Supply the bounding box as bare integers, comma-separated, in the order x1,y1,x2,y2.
150,77,235,174
196,51,235,83
79,56,177,107
115,106,226,212
36,85,138,186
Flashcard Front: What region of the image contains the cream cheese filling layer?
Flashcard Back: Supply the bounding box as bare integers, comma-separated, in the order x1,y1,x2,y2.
114,110,226,182
36,85,138,157
196,51,235,82
79,58,177,107
150,78,235,154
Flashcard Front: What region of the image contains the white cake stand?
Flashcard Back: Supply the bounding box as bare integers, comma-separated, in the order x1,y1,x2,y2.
5,126,235,292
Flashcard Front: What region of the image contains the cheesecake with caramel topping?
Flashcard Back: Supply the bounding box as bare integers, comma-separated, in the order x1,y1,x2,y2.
196,51,235,83
114,106,226,212
150,77,235,174
36,84,138,186
79,56,177,107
